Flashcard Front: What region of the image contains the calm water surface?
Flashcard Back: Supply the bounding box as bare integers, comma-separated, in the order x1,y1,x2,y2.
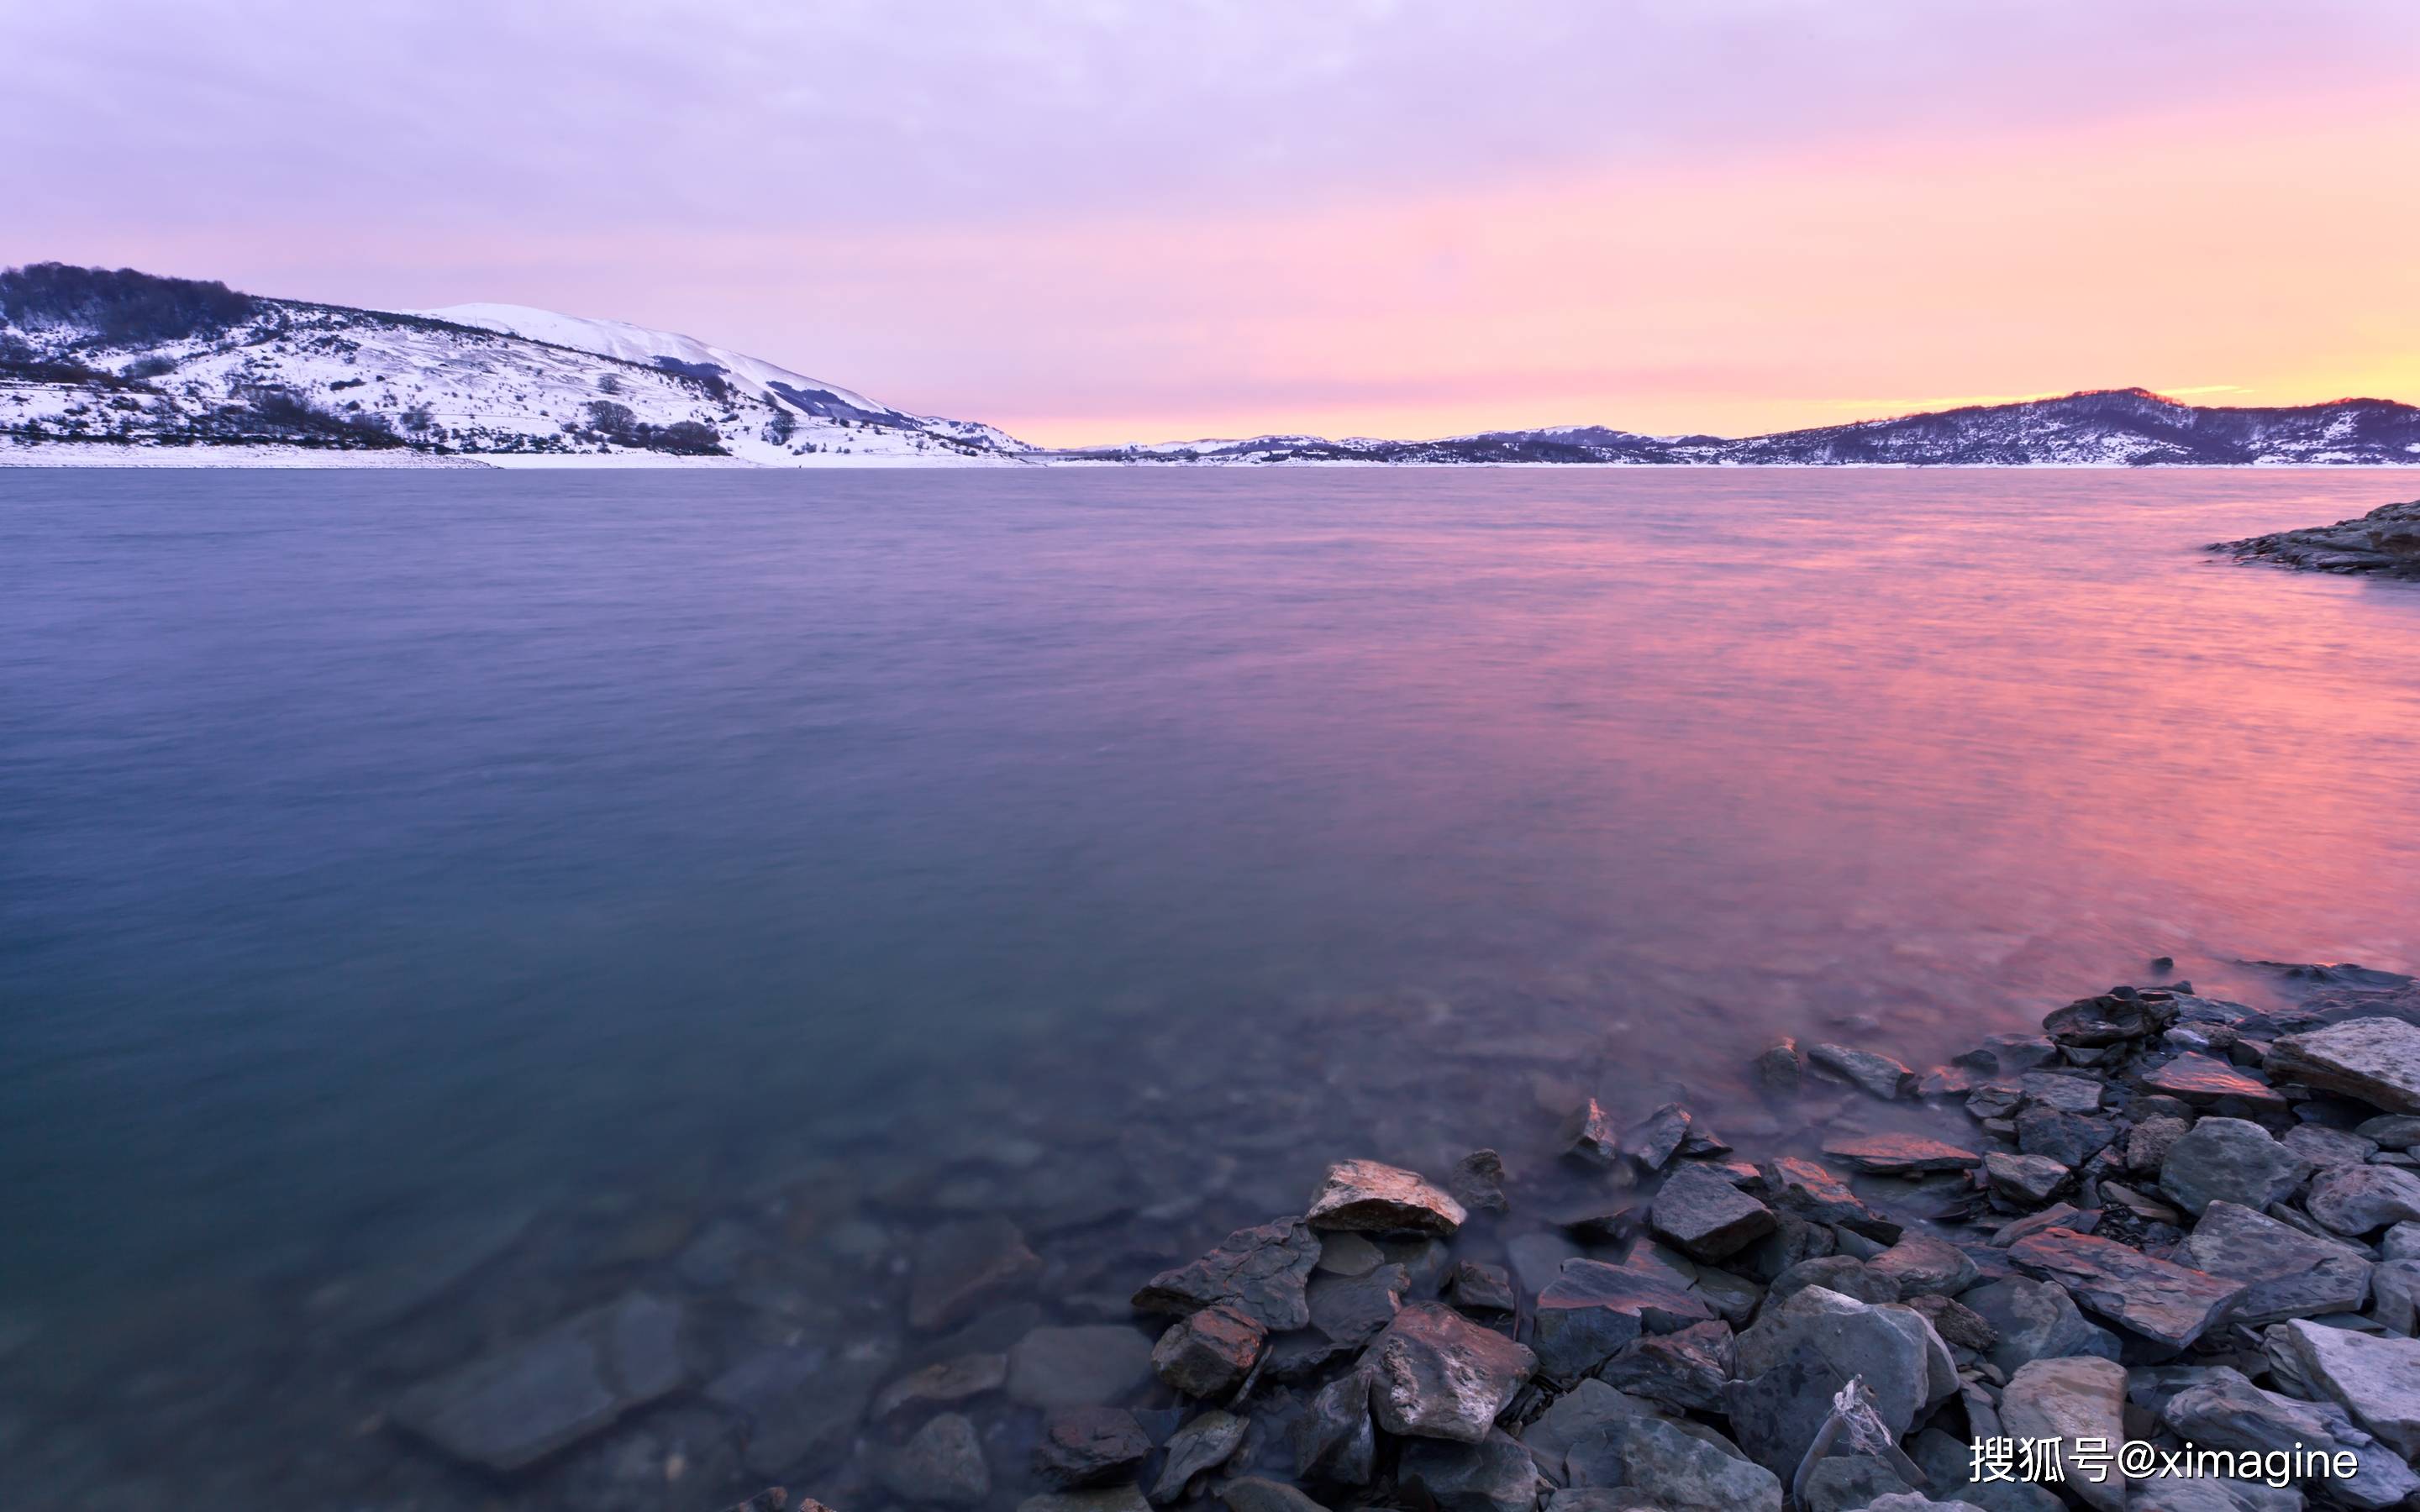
3,467,2417,1504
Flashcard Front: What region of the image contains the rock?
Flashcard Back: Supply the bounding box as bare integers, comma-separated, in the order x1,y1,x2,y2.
1037,1407,1153,1488
1866,1497,1993,1512
1219,1477,1329,1512
1307,1264,1407,1348
912,1215,1044,1331
2306,1163,2420,1236
1763,1157,1902,1240
1771,1256,1898,1306
2008,1230,2246,1349
1868,1236,1981,1298
1983,1152,2070,1205
1531,1255,1714,1383
2127,1116,2194,1174
1565,1098,1623,1166
879,1411,992,1507
1997,1357,2127,1512
1133,1220,1320,1331
1908,1429,2067,1512
1757,1037,1804,1094
1809,1044,1919,1100
1292,1368,1376,1485
1400,1430,1543,1512
1650,1164,1779,1260
1449,1150,1512,1215
710,1338,893,1475
2284,1124,2379,1168
2129,1479,2306,1512
2375,1259,2420,1334
1968,1083,2027,1121
1599,1319,1735,1414
2160,1118,2311,1216
1627,1104,1694,1171
2161,1366,2420,1509
1902,1292,1996,1352
718,1493,792,1512
2360,1116,2420,1150
1314,1232,1384,1278
1509,1231,1584,1295
1151,1304,1264,1398
1008,1326,1157,1408
1028,1490,1154,1512
391,1292,691,1473
2390,1222,2420,1260
1306,1160,1467,1235
1733,1286,1954,1465
1518,1378,1659,1482
2140,1053,2286,1111
2269,1019,2420,1113
2021,1073,2104,1114
1565,1411,1785,1512
2178,1201,2374,1325
1448,1261,1516,1315
2266,1319,2420,1458
1989,1205,2087,1247
1961,1277,2119,1373
1366,1301,1536,1442
2014,1110,2114,1168
1822,1134,1984,1176
2044,992,2173,1047
1153,1410,1247,1501
1799,1454,1918,1512
874,1352,1008,1424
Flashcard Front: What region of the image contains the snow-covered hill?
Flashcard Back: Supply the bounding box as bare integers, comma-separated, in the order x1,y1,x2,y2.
1052,390,2420,466
7,263,2417,467
0,264,1031,465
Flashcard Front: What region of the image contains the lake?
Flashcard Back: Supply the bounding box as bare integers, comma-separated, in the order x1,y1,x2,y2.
3,466,2417,1506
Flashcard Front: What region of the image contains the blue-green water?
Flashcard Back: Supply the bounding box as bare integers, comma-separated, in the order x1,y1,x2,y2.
3,467,2416,1505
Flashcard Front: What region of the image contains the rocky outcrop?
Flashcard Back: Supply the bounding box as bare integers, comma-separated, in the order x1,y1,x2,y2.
2211,500,2420,579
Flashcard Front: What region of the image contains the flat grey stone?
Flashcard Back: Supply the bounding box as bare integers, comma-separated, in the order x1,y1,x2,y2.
1565,1410,1783,1512
1997,1356,2126,1512
1961,1278,2119,1374
1152,1304,1264,1398
1292,1368,1376,1485
1153,1410,1246,1502
1307,1263,1407,1348
2179,1200,2373,1325
2269,1019,2420,1113
2307,1163,2420,1236
1821,1134,1982,1176
1985,1152,2070,1205
1219,1477,1328,1512
2139,1053,2285,1111
1400,1429,1543,1512
2021,1074,2104,1114
2161,1365,2420,1509
1808,1044,1919,1100
1867,1236,1980,1299
1008,1325,1156,1408
2015,1110,2115,1168
1649,1164,1778,1260
392,1292,690,1473
879,1410,992,1506
2007,1229,2246,1349
1531,1255,1712,1383
2265,1319,2420,1458
2285,1124,2380,1168
2160,1118,2311,1216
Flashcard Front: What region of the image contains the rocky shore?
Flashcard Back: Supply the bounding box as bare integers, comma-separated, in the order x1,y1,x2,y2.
2210,501,2420,578
653,962,2420,1512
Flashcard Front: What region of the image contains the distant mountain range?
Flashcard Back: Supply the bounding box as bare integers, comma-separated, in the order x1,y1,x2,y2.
5,262,2417,466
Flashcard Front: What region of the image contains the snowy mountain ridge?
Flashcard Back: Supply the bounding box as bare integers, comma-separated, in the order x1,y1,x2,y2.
6,262,2418,467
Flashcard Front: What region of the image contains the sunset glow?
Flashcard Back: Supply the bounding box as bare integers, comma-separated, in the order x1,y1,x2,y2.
6,0,2415,445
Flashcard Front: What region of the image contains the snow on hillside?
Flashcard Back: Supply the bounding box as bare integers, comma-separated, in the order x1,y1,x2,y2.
0,265,1031,465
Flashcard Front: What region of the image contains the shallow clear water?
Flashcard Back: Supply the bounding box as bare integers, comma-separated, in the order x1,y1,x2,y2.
3,467,2417,1504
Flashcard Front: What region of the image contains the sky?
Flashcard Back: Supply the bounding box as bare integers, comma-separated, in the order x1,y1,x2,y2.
4,0,2417,446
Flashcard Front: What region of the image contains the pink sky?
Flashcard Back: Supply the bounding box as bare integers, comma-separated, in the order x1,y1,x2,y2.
6,1,2416,445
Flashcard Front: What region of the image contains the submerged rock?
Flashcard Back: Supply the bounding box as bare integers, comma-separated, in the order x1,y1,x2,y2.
392,1291,691,1473
1305,1160,1466,1236
1035,1406,1153,1488
1365,1301,1537,1443
711,1337,893,1476
1008,1325,1157,1408
913,1215,1044,1331
879,1411,992,1507
873,1352,1008,1424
